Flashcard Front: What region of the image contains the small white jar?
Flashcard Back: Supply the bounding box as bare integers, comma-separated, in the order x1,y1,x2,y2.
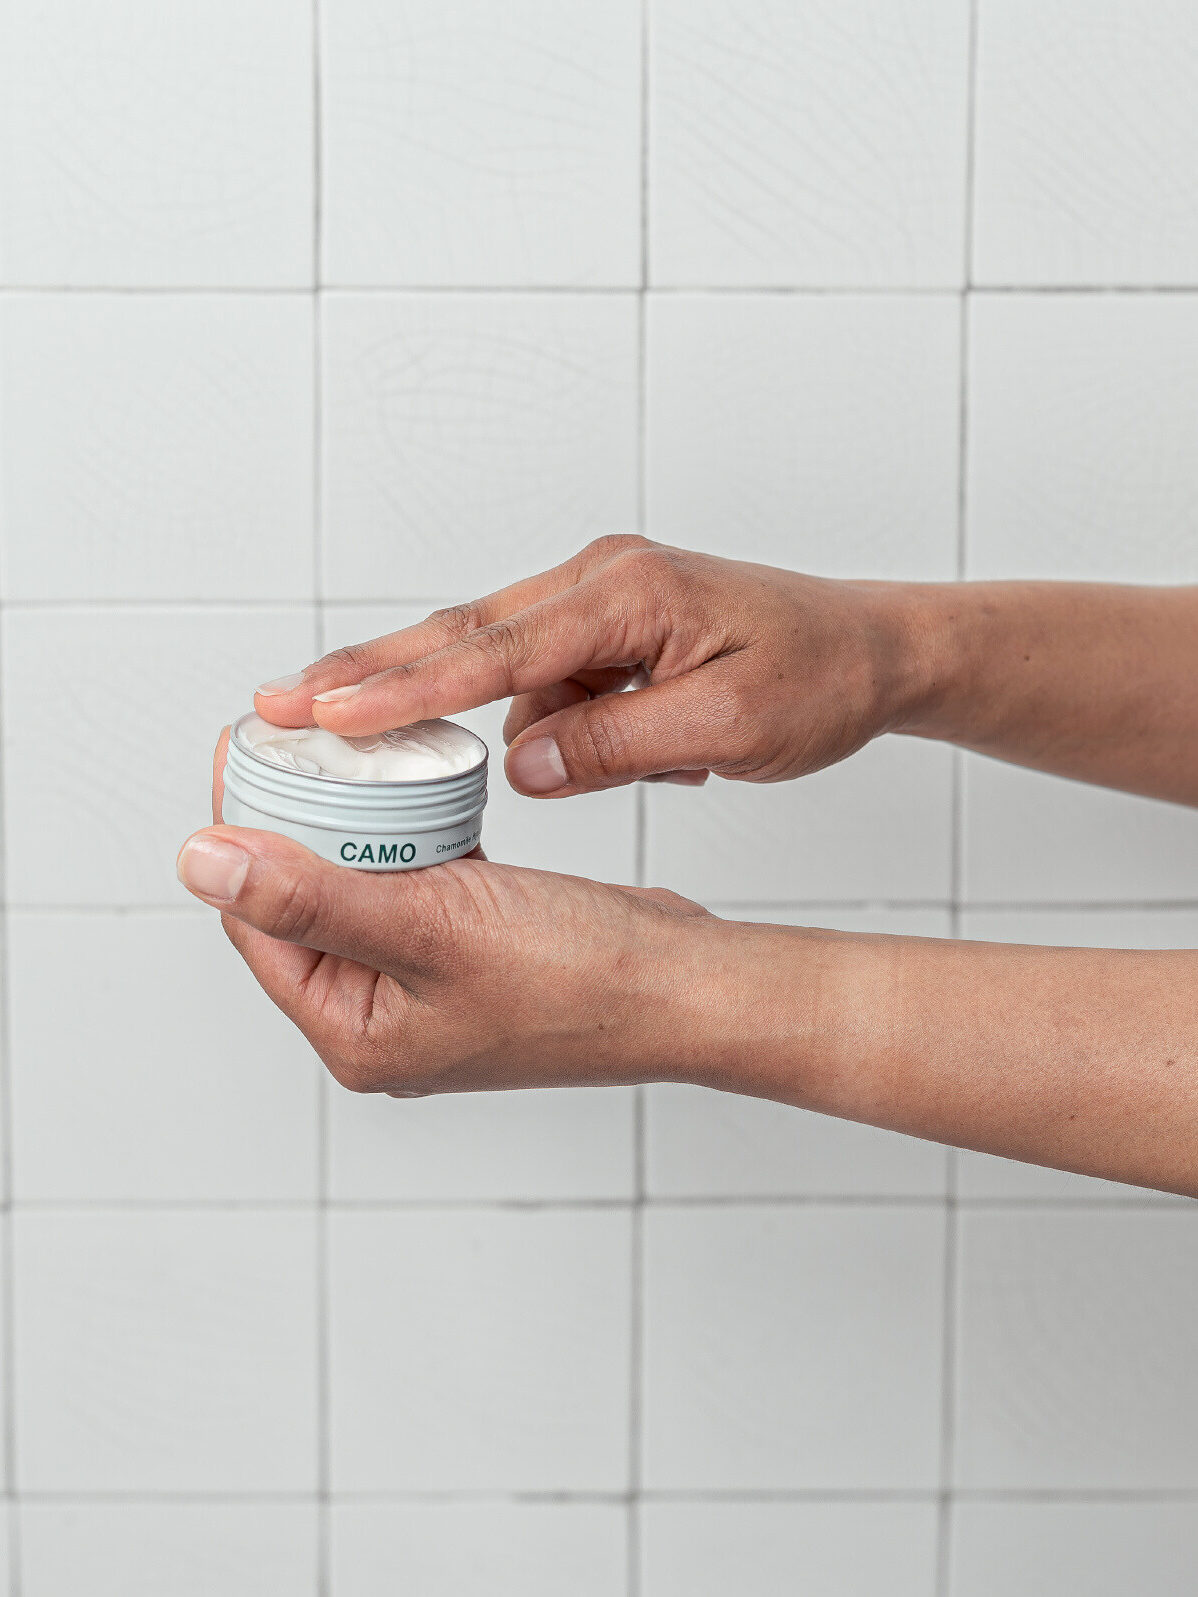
223,713,488,870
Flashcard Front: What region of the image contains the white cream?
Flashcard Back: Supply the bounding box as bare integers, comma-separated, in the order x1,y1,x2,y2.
237,713,484,782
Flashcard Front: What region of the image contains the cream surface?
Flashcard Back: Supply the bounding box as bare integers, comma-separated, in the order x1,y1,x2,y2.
237,713,484,781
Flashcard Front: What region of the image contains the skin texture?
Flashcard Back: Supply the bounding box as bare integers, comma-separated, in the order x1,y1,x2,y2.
177,539,1198,1197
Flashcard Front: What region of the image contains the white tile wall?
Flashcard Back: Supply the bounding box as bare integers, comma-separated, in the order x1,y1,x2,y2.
8,912,320,1201
642,1206,945,1489
954,1210,1198,1489
950,1501,1198,1597
330,1210,631,1491
641,1501,939,1597
321,0,642,287
13,1212,318,1491
649,0,971,287
972,0,1198,286
331,1502,627,1597
329,1084,635,1203
647,736,954,903
962,754,1198,905
2,2,1197,1592
322,292,639,598
20,1504,320,1597
0,294,315,601
0,0,314,287
966,295,1198,583
647,293,961,574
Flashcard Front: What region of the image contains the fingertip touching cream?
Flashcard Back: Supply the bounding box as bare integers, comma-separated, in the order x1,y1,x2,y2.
223,713,487,870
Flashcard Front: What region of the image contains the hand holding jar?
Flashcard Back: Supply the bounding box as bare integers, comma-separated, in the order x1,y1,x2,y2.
176,543,1198,1198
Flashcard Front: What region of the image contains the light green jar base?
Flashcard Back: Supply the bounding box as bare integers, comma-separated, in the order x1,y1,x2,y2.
222,794,483,871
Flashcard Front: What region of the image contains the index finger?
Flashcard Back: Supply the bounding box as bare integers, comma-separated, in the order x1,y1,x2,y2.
310,577,650,736
251,537,648,729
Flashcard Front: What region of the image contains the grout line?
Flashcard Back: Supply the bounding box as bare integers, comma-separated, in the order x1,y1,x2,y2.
938,5,979,1587
311,5,330,1590
2,599,319,612
627,1112,645,1597
703,898,1198,916
7,282,1198,296
628,10,651,1591
4,1193,1190,1213
0,576,23,1592
6,1485,1198,1505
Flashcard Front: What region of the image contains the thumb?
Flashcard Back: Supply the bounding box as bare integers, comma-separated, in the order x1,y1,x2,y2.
504,675,726,796
175,825,437,973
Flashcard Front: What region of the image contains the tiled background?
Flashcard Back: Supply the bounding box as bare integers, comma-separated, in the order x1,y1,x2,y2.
0,1,1196,1592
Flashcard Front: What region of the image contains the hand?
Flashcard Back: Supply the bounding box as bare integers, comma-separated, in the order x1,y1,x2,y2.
252,536,930,796
176,732,713,1096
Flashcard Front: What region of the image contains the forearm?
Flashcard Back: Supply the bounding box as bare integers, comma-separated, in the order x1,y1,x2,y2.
888,581,1198,805
676,920,1198,1198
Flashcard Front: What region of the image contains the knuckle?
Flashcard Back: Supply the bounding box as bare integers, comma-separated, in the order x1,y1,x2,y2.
319,644,372,677
616,543,678,590
575,704,632,782
468,616,528,676
268,872,325,944
585,532,652,562
427,601,487,640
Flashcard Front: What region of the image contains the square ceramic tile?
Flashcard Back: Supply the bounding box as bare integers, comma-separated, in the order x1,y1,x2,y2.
648,903,949,1200
321,0,640,286
322,294,639,599
954,1209,1198,1488
641,1502,938,1597
323,606,638,882
330,1209,631,1490
0,0,312,286
647,737,954,903
646,1091,947,1201
957,908,1198,1201
961,753,1198,905
330,1503,626,1597
646,294,961,575
3,607,316,906
966,295,1198,583
649,0,971,287
9,912,319,1201
13,1212,318,1491
329,1085,635,1202
973,1,1198,285
0,295,314,600
642,1205,945,1488
951,1501,1198,1597
20,1504,319,1597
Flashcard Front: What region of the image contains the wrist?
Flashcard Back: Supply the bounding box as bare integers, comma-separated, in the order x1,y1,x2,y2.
858,581,974,739
651,915,828,1097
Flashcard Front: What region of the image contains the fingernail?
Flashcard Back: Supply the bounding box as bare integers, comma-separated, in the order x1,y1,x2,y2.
177,835,250,901
313,683,362,704
507,736,568,793
256,670,307,696
663,770,709,786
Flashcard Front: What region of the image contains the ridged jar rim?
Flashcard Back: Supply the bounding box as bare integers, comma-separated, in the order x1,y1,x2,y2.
229,712,488,789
